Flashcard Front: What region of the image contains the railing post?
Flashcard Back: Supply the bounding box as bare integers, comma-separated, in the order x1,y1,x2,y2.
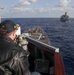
54,53,66,75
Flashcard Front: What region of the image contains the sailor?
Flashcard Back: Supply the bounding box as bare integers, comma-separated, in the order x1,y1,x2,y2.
0,20,41,75
0,20,30,75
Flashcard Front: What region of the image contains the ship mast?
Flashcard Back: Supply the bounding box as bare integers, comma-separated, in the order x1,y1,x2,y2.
65,12,67,16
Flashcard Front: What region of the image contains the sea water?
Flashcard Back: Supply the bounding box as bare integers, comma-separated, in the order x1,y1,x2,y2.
2,18,74,75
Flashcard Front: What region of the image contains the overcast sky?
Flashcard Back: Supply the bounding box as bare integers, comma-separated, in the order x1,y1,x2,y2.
0,0,74,18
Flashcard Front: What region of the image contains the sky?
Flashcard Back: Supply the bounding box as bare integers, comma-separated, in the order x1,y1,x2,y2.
0,0,74,18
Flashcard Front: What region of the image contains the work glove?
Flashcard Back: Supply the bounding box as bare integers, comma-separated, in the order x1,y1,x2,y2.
18,34,28,51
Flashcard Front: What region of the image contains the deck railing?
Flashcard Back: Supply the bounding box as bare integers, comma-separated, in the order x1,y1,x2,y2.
26,37,66,75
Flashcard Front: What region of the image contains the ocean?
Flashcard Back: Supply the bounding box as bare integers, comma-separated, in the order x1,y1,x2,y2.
2,18,74,75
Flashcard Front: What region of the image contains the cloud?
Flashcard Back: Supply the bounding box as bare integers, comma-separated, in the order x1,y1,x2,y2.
2,0,74,18
60,0,71,7
10,0,39,13
11,7,34,12
11,4,74,14
19,0,31,5
18,0,37,6
30,0,37,3
11,7,43,13
12,0,37,11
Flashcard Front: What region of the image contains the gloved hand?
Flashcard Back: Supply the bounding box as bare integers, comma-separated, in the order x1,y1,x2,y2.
17,34,30,56
18,34,28,46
